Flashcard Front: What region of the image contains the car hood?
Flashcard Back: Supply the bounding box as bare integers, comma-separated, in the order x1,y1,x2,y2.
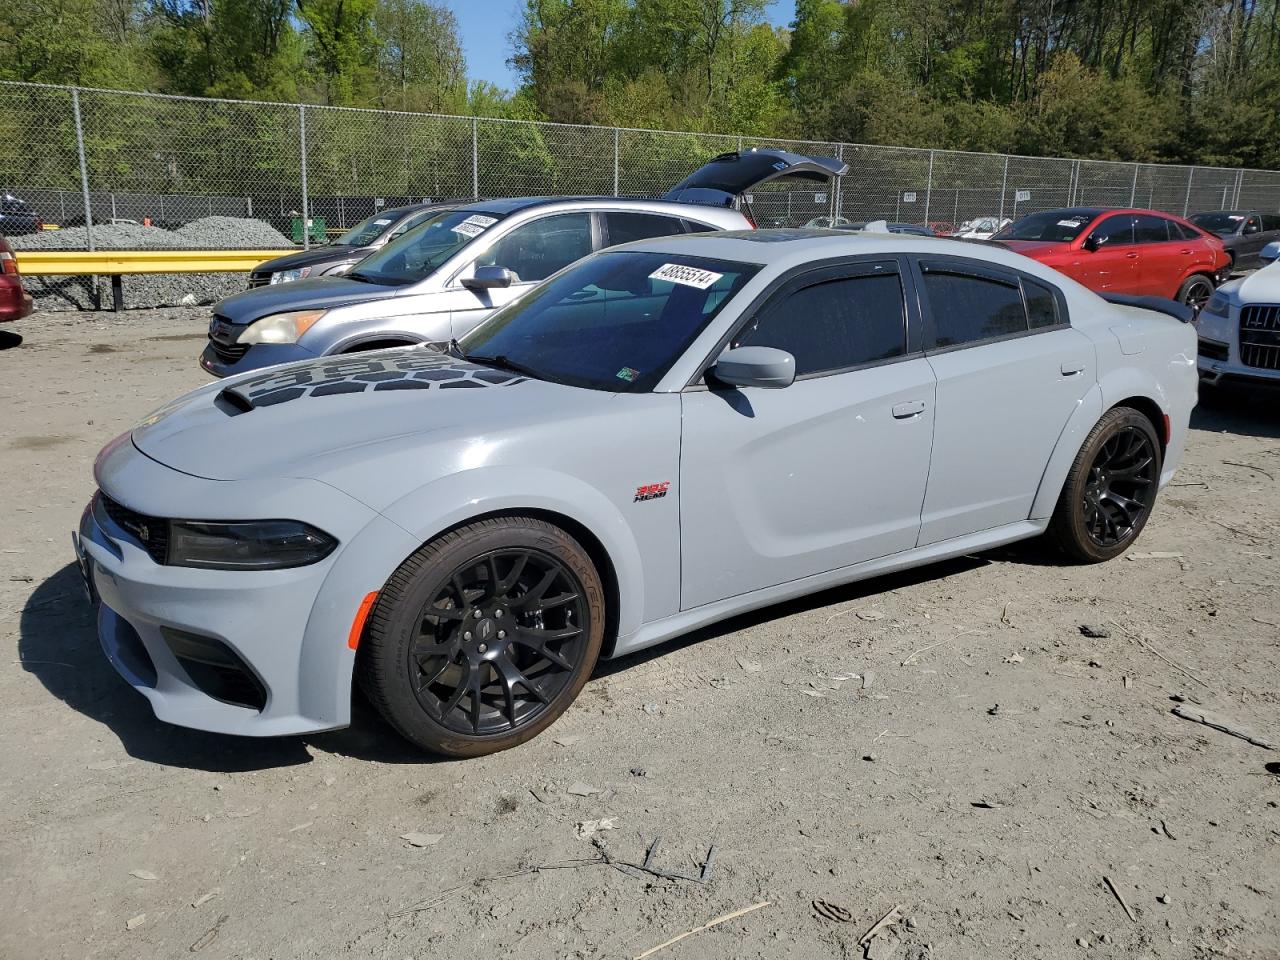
213,275,402,324
254,245,367,274
131,347,611,483
1232,263,1280,301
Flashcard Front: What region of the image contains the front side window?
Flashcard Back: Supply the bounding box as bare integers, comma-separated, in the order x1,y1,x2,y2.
921,268,1027,347
350,209,506,285
459,251,759,392
1088,215,1135,248
1244,216,1262,234
477,212,593,283
1134,215,1172,244
732,268,906,376
604,212,686,246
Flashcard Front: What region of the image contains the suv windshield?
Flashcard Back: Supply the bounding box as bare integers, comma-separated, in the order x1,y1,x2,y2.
1189,212,1245,235
995,210,1097,242
350,209,505,285
334,212,403,246
459,250,760,392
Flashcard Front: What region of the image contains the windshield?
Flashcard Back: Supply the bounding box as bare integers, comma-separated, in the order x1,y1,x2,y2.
334,212,401,246
459,251,760,392
994,210,1097,242
349,209,505,285
1189,212,1244,235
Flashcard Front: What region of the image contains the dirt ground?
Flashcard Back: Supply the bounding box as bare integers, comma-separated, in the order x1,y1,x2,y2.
0,308,1277,960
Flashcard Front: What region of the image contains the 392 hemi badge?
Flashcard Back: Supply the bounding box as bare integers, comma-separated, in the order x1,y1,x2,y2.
633,481,670,503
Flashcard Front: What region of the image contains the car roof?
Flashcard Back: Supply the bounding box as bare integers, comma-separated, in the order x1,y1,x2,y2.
457,195,721,216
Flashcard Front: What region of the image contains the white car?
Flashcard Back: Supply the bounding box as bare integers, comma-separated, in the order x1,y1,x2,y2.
953,216,1012,240
1197,243,1280,389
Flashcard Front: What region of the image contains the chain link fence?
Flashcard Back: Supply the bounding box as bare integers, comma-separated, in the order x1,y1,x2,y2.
3,80,1280,251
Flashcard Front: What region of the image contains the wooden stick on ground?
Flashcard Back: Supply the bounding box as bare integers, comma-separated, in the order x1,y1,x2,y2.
1103,876,1137,922
1172,704,1274,750
1107,620,1212,690
858,904,905,946
633,901,771,960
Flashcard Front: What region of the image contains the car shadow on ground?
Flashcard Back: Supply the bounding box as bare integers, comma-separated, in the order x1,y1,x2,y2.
18,563,434,771
1192,391,1280,439
0,330,22,350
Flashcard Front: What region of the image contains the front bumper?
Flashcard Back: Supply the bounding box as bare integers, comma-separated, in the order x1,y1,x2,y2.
200,339,319,378
77,439,418,736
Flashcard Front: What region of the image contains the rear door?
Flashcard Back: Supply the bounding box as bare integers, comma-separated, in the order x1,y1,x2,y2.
1133,214,1186,298
913,257,1096,544
1079,214,1141,293
679,259,935,609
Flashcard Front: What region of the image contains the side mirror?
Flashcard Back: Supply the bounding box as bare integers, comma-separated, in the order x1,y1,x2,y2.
462,265,515,290
711,346,796,390
1082,234,1100,252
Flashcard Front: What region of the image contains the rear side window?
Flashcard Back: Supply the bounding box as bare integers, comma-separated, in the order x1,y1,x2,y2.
1263,215,1280,232
681,219,717,234
604,212,686,246
1134,215,1172,243
921,268,1027,347
1023,278,1060,329
733,269,906,376
1170,221,1198,241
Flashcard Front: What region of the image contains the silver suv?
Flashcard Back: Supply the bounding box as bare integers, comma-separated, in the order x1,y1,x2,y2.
201,149,848,377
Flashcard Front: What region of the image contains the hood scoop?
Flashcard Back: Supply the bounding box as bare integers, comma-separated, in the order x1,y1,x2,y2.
216,347,529,413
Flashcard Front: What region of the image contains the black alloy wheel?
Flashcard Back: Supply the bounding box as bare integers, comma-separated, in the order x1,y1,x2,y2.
409,548,588,735
1178,275,1214,315
1081,426,1158,548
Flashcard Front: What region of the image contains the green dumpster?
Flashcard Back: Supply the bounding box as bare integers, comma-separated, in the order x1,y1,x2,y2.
290,217,327,244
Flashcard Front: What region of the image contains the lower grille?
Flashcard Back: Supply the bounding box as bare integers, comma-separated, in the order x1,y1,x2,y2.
248,272,271,287
161,628,267,711
1240,304,1280,370
1198,338,1229,362
98,493,169,564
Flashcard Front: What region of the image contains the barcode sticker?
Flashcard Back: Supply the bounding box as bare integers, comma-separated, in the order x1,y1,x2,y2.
649,263,724,289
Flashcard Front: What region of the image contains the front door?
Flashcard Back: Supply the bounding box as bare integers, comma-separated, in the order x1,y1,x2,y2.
1078,214,1141,293
913,258,1097,544
679,260,936,609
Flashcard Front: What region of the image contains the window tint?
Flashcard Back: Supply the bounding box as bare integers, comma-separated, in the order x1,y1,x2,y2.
922,269,1027,347
481,212,593,283
732,269,906,376
604,212,686,246
1263,215,1280,232
1089,215,1134,247
1134,215,1171,243
681,219,716,234
1023,278,1060,329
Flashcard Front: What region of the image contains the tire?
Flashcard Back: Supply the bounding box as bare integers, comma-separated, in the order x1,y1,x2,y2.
1176,274,1215,316
1048,407,1163,564
358,516,605,757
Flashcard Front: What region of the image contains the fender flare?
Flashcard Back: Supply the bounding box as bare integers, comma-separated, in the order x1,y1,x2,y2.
1030,384,1104,519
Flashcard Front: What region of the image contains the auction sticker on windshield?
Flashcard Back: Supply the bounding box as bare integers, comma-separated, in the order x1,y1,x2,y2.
649,263,724,289
451,214,499,238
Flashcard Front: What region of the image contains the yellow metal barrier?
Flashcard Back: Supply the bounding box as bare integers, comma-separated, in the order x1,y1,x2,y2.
16,249,297,276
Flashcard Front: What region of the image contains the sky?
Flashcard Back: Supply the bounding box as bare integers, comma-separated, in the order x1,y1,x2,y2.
441,0,796,92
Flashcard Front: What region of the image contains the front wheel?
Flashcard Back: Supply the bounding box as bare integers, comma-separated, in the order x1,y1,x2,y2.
1177,274,1215,316
1048,407,1162,563
358,517,605,757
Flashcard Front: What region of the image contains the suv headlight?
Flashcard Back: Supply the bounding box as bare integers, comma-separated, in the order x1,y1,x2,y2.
239,310,326,345
1202,293,1231,319
168,519,337,570
269,266,311,284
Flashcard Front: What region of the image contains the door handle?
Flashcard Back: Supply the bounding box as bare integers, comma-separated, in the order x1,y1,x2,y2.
892,400,927,419
1061,362,1086,376
1180,249,1192,255
1125,252,1138,259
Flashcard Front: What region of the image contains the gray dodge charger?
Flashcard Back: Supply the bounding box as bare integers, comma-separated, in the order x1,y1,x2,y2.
77,230,1197,757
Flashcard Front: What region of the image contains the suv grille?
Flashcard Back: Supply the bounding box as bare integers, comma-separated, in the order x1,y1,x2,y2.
248,271,271,288
99,493,169,564
1240,304,1280,370
208,314,249,364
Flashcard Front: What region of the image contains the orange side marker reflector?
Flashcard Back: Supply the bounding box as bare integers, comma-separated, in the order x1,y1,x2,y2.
1163,413,1171,445
348,591,379,650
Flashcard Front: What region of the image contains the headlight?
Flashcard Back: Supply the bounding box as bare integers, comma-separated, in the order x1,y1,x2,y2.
269,267,311,284
1202,293,1230,319
168,519,337,570
239,310,326,345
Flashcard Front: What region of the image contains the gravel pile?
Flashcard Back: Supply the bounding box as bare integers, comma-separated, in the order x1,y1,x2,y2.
10,217,294,311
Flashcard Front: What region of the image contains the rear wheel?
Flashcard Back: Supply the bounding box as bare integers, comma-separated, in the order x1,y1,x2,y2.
1049,407,1162,563
1177,274,1214,315
358,517,605,757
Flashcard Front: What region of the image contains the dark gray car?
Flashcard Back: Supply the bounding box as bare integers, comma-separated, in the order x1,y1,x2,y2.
1189,210,1280,270
247,202,461,287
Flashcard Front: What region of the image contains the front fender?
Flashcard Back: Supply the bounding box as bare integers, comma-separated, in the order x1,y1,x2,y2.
378,466,647,646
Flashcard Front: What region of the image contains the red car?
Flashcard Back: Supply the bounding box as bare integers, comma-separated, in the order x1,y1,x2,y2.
993,207,1229,312
0,234,33,322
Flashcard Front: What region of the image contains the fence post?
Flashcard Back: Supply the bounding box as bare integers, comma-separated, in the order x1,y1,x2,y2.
833,143,843,220
998,156,1009,221
71,88,95,254
472,118,479,199
1233,169,1244,207
299,104,310,250
613,127,620,197
923,150,935,224
1129,164,1138,206
1182,168,1194,216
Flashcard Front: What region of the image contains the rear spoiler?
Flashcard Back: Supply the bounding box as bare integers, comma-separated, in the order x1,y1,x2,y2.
1100,293,1195,324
